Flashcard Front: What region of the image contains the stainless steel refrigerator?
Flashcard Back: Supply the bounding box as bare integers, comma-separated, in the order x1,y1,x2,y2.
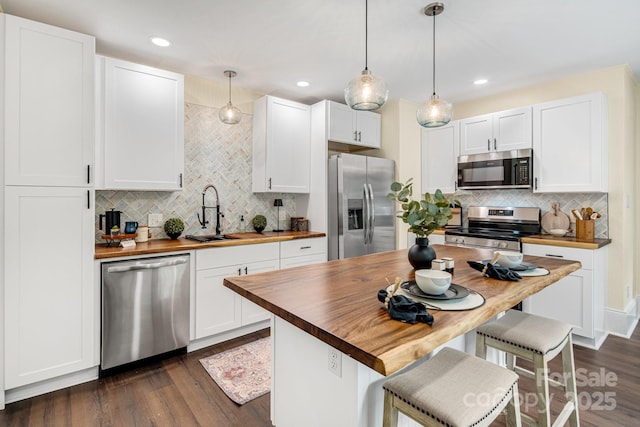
328,153,396,260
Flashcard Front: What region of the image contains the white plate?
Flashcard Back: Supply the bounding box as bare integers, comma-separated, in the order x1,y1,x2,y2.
517,268,550,277
386,285,485,311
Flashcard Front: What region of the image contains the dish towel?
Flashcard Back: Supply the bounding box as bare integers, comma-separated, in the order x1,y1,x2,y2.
467,261,522,281
377,290,434,325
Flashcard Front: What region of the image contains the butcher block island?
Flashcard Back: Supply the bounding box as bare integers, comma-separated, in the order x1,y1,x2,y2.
224,245,581,427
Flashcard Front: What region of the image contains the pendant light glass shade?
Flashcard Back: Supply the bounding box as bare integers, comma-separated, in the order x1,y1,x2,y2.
219,70,242,124
417,2,452,128
344,0,388,111
417,94,452,128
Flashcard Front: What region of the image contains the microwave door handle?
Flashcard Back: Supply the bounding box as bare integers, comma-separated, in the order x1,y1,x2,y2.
368,184,375,243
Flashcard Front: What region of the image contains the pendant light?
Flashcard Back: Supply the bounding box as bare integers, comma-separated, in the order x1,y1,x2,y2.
344,0,388,110
417,2,452,128
219,70,242,124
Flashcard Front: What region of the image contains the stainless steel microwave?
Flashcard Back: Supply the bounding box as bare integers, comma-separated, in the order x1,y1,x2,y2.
457,149,533,190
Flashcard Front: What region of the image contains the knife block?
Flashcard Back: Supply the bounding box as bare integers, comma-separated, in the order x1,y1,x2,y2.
575,219,595,241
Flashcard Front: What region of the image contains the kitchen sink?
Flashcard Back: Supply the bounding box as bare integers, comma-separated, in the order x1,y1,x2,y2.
184,234,238,243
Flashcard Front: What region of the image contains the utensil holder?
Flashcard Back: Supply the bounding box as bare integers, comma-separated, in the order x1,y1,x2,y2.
575,219,595,241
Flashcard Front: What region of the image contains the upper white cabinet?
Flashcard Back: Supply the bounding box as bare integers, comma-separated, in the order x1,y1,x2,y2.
252,96,311,193
327,101,381,149
421,121,459,194
96,57,184,191
532,92,607,193
459,106,531,155
3,14,95,187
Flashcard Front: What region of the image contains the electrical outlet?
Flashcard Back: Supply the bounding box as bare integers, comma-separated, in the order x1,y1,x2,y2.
328,346,342,377
148,213,163,227
279,210,287,221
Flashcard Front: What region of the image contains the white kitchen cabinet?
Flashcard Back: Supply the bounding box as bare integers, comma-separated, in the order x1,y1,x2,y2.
459,106,531,155
327,101,381,149
194,243,279,339
3,14,95,187
421,121,459,194
4,186,95,388
96,56,184,191
280,237,327,269
532,92,607,193
522,243,607,349
252,96,311,193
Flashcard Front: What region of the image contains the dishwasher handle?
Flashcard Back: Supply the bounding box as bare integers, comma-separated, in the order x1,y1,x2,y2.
106,257,189,273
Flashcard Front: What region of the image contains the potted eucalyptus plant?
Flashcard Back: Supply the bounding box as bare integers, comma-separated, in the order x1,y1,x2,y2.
388,178,457,269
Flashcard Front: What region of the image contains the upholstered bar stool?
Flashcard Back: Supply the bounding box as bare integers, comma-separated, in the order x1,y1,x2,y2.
382,347,522,427
476,310,579,427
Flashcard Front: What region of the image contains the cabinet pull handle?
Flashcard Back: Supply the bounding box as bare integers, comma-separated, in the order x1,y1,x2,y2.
268,178,272,190
487,139,491,151
87,190,90,209
545,253,564,258
493,138,497,151
244,266,248,274
358,131,362,142
179,173,183,188
87,165,91,184
300,246,311,250
354,130,358,141
238,268,242,275
534,177,538,190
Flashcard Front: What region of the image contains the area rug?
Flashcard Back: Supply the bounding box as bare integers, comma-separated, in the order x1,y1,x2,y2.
199,337,271,405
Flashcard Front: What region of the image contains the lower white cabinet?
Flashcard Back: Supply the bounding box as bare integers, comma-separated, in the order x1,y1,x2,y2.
280,237,327,269
522,243,607,348
194,243,279,339
4,186,95,388
421,121,458,194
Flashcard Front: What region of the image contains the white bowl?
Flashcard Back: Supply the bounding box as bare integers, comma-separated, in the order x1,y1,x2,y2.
415,269,452,295
549,229,568,237
494,250,524,269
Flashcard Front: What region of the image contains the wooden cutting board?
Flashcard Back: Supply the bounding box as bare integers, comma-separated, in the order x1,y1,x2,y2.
541,203,571,232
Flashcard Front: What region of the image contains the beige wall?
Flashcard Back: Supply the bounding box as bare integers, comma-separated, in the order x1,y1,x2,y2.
380,65,638,313
184,74,263,115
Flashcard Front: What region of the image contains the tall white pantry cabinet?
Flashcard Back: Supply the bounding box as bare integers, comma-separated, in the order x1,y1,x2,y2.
1,13,96,401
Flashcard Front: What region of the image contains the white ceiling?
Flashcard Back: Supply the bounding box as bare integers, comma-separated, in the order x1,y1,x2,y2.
3,0,640,106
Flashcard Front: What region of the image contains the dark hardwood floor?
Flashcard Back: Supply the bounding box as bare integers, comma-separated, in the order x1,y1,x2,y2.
1,324,638,426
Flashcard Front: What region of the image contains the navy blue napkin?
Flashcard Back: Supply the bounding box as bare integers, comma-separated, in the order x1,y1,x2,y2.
467,261,522,281
377,289,434,325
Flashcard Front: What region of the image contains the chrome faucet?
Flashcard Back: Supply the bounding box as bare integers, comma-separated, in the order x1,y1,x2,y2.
198,184,224,235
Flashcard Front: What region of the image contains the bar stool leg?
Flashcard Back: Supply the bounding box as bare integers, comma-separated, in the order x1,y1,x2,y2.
475,333,487,359
506,382,523,427
533,354,552,427
383,390,398,427
562,336,580,427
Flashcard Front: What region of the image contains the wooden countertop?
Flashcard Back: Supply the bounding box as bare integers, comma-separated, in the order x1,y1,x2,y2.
521,234,611,249
95,231,326,259
224,245,581,376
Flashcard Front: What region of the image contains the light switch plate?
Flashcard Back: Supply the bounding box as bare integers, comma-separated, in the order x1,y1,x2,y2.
148,213,163,227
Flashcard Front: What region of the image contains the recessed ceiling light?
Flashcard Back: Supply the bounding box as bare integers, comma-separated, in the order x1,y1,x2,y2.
473,79,488,85
296,81,310,87
150,37,171,47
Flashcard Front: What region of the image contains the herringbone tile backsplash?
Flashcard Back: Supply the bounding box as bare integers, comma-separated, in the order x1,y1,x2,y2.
451,190,609,238
95,103,295,242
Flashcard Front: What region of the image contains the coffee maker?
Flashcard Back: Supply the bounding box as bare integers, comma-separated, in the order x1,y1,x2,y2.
99,208,122,233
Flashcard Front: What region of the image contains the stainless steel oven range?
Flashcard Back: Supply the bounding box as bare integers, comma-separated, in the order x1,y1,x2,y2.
445,206,541,251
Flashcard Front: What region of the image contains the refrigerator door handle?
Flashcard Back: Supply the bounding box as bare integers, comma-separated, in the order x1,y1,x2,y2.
363,184,369,244
368,184,375,244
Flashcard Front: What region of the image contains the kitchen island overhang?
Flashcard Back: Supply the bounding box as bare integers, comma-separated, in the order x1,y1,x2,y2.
224,245,582,376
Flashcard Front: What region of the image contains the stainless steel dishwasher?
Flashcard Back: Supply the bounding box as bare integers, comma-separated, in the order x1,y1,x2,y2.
101,254,190,370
